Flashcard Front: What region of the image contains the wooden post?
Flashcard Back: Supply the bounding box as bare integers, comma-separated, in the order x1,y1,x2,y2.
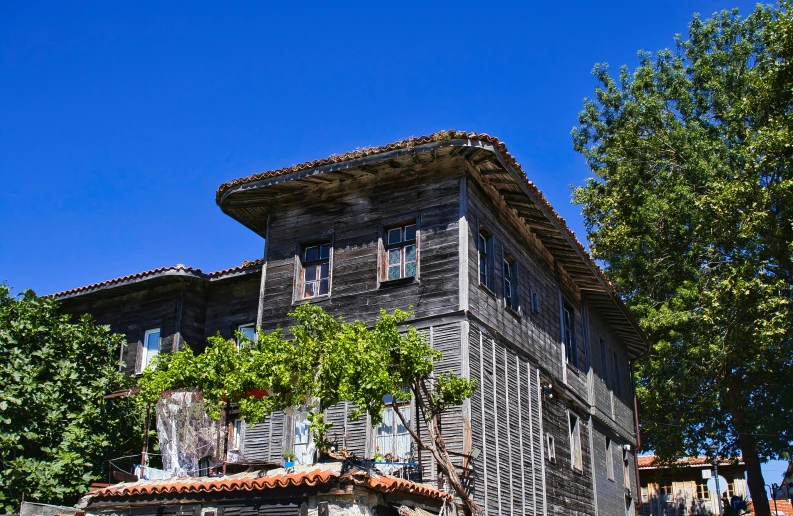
140,404,151,477
222,400,231,475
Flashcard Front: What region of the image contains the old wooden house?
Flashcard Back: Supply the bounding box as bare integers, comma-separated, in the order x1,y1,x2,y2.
636,456,748,516
55,131,649,515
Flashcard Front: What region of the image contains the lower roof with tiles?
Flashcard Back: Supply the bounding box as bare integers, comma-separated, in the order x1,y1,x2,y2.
81,462,452,505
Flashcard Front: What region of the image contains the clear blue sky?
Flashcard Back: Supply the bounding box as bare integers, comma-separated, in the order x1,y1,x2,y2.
1,0,786,484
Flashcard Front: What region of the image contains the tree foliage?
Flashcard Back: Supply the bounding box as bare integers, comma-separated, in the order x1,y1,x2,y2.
140,304,480,514
0,285,143,512
572,3,793,513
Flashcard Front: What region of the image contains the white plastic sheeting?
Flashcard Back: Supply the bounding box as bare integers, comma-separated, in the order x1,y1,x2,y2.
155,390,225,477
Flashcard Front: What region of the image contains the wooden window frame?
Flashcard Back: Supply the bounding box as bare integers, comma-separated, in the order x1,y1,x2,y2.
236,322,256,348
136,327,161,374
568,411,583,472
502,250,520,313
378,215,420,285
546,433,556,463
294,236,333,302
613,351,623,397
478,226,495,292
530,286,540,313
375,394,413,462
606,436,614,481
562,301,578,368
623,446,631,489
229,418,243,451
600,338,610,388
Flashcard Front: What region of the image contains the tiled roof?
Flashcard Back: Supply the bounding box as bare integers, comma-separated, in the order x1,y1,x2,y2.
637,455,744,468
208,259,263,278
51,264,205,299
749,499,793,515
51,259,263,299
214,130,614,293
85,463,452,503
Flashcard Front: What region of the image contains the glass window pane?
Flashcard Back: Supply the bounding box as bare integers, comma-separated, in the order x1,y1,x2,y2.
304,246,318,262
319,279,329,295
319,243,331,259
146,330,160,353
305,267,317,281
387,228,402,245
304,282,315,298
388,248,401,265
388,265,401,281
404,244,416,262
378,408,394,437
405,261,416,278
404,224,416,241
320,263,329,280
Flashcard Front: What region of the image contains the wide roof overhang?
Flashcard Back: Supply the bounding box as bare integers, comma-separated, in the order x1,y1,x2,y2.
216,131,649,359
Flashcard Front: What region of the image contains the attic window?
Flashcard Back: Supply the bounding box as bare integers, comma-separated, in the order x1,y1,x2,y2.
546,433,556,463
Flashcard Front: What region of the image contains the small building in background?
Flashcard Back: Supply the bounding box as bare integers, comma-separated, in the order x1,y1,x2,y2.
637,455,747,516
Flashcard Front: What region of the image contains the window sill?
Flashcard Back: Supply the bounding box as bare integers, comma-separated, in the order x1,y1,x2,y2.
479,283,496,299
571,466,584,475
293,294,331,306
566,363,582,377
505,305,522,320
379,277,419,289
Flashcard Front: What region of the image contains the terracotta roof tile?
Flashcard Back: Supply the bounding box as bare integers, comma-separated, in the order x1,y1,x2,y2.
85,464,451,503
749,499,793,515
51,264,206,299
51,259,263,299
637,455,744,468
215,130,616,296
208,259,263,278
88,468,335,498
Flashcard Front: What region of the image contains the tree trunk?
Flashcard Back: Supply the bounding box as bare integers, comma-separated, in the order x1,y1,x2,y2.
728,388,770,516
738,430,770,516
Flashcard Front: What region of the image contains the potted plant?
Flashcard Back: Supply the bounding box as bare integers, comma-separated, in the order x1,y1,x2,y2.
283,450,296,468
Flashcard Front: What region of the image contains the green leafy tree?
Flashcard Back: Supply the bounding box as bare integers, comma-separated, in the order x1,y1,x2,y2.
0,285,144,512
572,3,793,514
140,305,480,515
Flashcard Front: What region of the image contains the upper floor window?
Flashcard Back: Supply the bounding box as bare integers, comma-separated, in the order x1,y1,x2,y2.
613,352,622,397
376,394,412,461
530,286,540,313
503,255,519,311
136,328,161,374
236,323,256,347
600,338,611,388
478,227,494,290
562,302,577,367
623,447,630,488
383,222,417,281
300,241,331,298
546,433,556,463
606,437,614,480
569,412,582,471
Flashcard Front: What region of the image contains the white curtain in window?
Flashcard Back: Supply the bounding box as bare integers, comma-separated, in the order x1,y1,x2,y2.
293,412,315,465
395,405,412,460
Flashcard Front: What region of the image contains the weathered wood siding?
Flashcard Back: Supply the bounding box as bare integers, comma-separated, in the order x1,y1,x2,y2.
466,178,589,400
588,301,636,443
257,158,463,332
204,274,261,341
58,282,191,375
468,323,546,516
